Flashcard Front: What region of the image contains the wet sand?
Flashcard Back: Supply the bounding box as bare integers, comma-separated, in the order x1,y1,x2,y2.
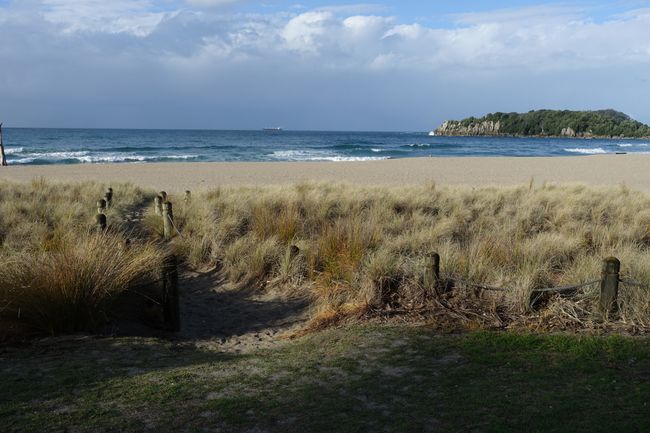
1,155,649,192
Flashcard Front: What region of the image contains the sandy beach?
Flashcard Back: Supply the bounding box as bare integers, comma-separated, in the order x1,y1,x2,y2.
1,154,649,192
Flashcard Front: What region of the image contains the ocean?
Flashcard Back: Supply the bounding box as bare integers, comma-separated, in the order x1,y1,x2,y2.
2,128,649,165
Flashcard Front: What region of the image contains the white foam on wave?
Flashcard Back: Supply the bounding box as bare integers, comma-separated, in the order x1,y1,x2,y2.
406,143,431,148
11,151,199,164
11,151,89,163
11,157,36,164
19,151,90,159
270,150,389,162
75,154,199,163
564,147,608,155
4,147,24,154
618,143,633,148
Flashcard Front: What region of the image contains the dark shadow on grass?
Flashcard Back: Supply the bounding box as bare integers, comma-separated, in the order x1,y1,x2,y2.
0,335,243,408
176,271,309,341
104,269,309,343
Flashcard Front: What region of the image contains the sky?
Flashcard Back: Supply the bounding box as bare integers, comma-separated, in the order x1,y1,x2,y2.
1,0,650,130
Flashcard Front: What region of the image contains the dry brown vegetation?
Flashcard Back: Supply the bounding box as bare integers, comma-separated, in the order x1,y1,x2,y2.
158,182,650,331
3,179,650,339
0,180,165,338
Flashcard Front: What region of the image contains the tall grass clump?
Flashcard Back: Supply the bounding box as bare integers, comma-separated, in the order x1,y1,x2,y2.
0,180,165,338
0,233,163,334
161,183,650,330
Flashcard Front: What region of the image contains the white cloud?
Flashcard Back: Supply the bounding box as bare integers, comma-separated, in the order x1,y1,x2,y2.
5,2,650,70
184,0,245,8
39,0,168,35
2,2,650,129
281,11,337,53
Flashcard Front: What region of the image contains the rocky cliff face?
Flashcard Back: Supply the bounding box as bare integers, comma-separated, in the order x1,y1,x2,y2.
435,121,599,138
434,120,501,136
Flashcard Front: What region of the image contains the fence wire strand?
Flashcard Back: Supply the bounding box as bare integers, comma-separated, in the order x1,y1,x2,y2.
167,215,184,238
445,275,601,294
445,275,510,292
531,279,601,293
619,278,646,288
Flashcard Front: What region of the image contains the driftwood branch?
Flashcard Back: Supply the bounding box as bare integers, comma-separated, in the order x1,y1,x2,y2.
0,123,7,166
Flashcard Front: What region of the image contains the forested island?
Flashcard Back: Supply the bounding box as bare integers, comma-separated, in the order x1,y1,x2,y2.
434,109,650,138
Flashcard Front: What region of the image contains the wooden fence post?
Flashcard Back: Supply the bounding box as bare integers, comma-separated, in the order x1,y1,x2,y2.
97,199,107,214
425,252,441,296
162,255,180,332
163,201,174,240
104,188,113,208
154,195,163,215
600,256,620,313
95,213,107,232
159,191,168,203
0,123,6,167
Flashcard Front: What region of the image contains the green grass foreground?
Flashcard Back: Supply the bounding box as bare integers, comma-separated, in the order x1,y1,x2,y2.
2,326,649,433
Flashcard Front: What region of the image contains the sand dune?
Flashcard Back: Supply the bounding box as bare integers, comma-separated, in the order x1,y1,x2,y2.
1,155,648,192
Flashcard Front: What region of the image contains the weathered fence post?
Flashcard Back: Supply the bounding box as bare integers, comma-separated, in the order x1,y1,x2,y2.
600,256,620,313
104,187,113,208
162,255,180,332
95,213,107,232
163,201,174,240
97,198,107,214
159,191,168,203
425,252,441,296
154,195,163,215
0,123,7,167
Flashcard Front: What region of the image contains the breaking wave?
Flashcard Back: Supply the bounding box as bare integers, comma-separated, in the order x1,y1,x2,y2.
563,147,608,155
269,150,389,162
10,150,200,164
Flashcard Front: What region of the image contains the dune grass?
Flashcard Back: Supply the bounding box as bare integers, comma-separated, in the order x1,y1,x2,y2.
3,179,650,338
0,180,165,338
155,182,650,330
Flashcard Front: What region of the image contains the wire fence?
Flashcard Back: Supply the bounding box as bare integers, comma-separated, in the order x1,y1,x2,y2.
446,275,647,294
444,274,608,294
94,190,649,327
443,274,648,293
166,214,184,238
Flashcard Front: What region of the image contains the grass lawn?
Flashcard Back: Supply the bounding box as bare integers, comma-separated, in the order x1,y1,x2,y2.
1,326,649,433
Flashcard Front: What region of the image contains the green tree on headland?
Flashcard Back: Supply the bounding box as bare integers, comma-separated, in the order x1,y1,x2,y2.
438,109,650,138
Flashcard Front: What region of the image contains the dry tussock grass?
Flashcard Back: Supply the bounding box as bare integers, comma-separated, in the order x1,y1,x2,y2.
163,182,650,331
0,180,165,338
1,234,163,334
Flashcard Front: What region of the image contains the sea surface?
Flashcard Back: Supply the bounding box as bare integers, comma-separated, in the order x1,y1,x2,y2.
2,128,649,165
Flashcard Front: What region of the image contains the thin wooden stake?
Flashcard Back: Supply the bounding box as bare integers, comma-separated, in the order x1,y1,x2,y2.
104,187,113,208
154,195,163,215
163,201,174,241
0,123,7,167
600,256,620,313
95,213,107,232
425,252,441,297
162,255,180,332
